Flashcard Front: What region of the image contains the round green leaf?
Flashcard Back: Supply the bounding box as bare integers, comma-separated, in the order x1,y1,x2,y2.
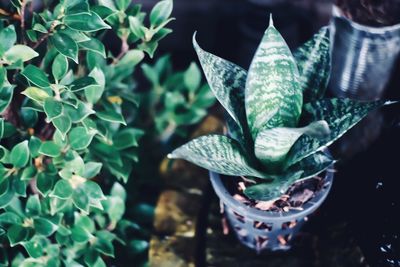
39,141,62,157
51,33,78,63
69,127,94,150
4,45,39,63
33,218,58,236
52,115,72,139
52,54,69,81
50,179,73,199
44,98,63,120
150,0,173,27
10,141,30,168
64,12,111,32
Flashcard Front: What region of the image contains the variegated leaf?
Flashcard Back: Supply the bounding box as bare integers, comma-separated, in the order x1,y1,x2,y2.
294,27,330,103
193,33,247,132
254,120,330,171
244,171,303,201
286,98,387,167
245,16,302,138
244,151,333,200
168,134,263,177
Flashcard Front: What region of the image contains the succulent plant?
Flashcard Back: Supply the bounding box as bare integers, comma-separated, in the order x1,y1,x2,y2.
169,16,389,201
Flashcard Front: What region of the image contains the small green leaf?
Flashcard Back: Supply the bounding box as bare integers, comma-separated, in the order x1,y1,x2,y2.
64,100,95,123
21,87,50,105
32,23,48,33
150,0,173,27
0,86,13,114
44,98,63,120
83,181,105,200
52,115,72,139
85,67,105,104
52,54,69,81
103,196,124,223
69,127,94,150
51,33,78,63
96,109,126,125
169,135,264,177
25,195,41,217
117,49,144,67
70,77,97,92
93,236,114,257
110,182,126,201
22,237,45,258
10,141,30,168
79,38,106,58
113,128,144,150
36,173,55,197
7,224,29,247
83,162,102,179
28,136,42,158
34,218,58,236
0,25,16,51
50,179,73,199
39,141,62,157
64,12,111,32
71,225,91,243
72,186,89,213
4,45,39,63
0,211,22,225
21,65,51,89
128,16,145,39
184,62,201,91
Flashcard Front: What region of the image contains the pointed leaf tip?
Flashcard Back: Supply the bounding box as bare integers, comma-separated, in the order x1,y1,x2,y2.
269,14,274,27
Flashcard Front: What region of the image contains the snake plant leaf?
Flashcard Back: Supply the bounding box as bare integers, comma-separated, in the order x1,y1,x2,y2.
244,151,333,200
226,115,245,145
254,120,330,171
245,16,302,138
244,171,303,201
294,27,330,103
287,151,333,180
168,134,263,177
193,33,247,132
286,98,387,167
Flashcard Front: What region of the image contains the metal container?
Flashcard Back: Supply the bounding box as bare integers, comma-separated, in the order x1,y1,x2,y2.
329,5,400,100
209,166,334,252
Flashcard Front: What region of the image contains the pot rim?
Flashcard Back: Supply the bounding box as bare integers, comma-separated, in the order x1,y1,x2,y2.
209,161,334,222
332,5,400,33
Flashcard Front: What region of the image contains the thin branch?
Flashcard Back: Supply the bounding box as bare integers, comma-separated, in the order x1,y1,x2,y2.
113,36,129,63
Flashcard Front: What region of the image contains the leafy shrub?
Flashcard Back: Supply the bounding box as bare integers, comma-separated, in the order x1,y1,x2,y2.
0,0,173,266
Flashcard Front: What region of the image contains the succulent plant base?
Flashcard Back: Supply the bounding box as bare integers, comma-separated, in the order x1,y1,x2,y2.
210,169,334,252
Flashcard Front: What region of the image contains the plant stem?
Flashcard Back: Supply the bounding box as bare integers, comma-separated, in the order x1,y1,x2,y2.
114,36,129,63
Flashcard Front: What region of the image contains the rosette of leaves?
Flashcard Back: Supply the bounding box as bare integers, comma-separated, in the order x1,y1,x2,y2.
169,16,390,201
0,0,173,266
140,55,216,141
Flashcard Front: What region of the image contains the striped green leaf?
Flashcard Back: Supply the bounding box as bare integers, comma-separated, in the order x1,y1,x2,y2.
244,171,303,201
294,27,330,103
254,120,330,171
168,134,263,177
286,98,387,167
193,33,248,135
244,151,333,200
245,16,302,138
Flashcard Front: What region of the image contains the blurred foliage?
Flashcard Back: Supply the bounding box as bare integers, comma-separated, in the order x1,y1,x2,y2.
138,54,216,143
